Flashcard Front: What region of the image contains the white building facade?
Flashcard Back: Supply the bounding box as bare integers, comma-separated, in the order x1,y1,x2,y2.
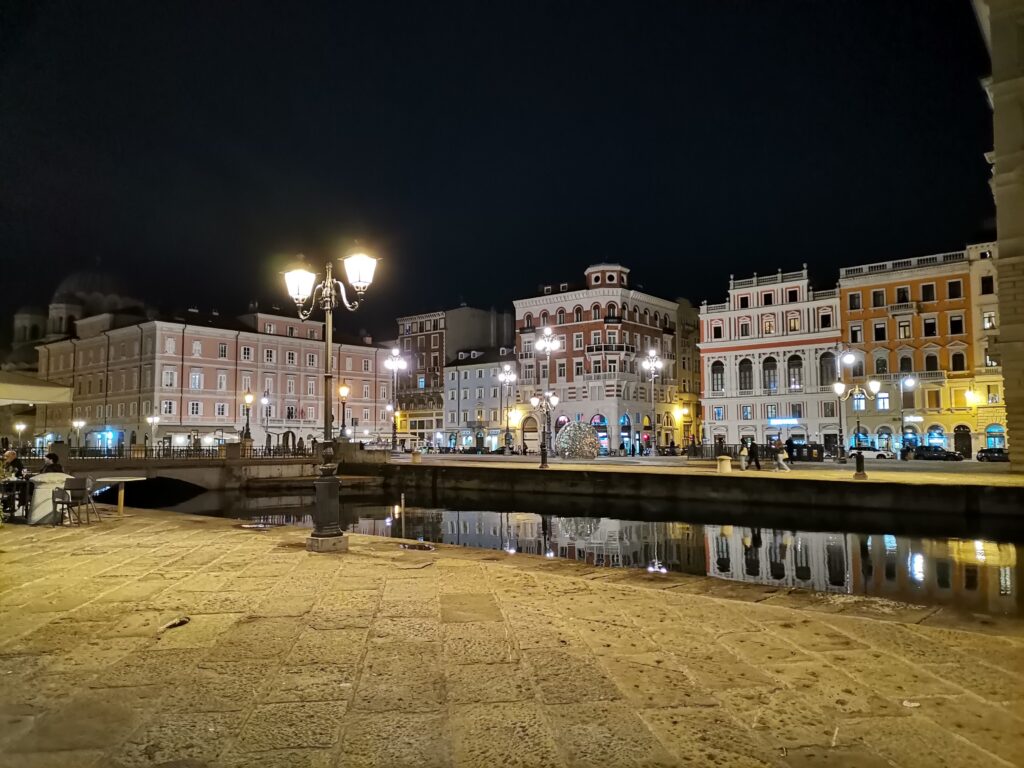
442,347,517,451
699,267,842,450
513,264,682,455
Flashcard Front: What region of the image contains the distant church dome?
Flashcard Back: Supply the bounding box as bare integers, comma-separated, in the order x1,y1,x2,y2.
51,271,130,305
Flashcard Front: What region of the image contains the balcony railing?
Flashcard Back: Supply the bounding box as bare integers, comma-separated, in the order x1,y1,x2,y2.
585,344,637,355
887,301,919,315
840,250,966,279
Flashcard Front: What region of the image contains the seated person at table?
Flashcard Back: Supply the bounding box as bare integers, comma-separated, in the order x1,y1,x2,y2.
2,450,25,478
36,453,64,474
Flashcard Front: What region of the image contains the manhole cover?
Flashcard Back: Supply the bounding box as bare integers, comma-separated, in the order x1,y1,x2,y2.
399,543,435,551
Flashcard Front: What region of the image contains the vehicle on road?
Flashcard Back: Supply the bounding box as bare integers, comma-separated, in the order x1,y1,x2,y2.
912,446,964,461
976,447,1010,462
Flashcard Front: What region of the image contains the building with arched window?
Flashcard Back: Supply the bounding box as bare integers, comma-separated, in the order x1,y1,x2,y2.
699,266,841,449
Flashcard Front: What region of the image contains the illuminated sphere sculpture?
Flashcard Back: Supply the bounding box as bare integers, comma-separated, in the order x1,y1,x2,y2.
555,421,601,459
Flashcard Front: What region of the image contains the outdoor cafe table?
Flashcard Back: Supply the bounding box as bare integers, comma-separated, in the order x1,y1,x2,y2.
93,476,146,517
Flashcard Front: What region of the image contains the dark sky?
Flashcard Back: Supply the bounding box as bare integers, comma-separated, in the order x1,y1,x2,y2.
0,0,993,340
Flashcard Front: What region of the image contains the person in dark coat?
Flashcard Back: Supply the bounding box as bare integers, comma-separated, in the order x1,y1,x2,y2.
784,437,796,466
36,453,64,475
2,450,25,478
747,441,761,470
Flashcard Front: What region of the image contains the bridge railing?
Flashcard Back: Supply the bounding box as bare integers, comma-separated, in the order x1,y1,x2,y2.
10,446,319,461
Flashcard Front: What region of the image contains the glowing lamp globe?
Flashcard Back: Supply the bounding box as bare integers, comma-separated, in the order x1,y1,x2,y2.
284,265,317,304
343,252,377,294
841,352,856,366
904,376,916,389
530,396,540,408
243,390,254,406
832,382,846,396
867,379,881,395
338,383,351,399
549,395,559,407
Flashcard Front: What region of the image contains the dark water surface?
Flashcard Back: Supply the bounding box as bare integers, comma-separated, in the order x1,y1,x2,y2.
119,485,1022,619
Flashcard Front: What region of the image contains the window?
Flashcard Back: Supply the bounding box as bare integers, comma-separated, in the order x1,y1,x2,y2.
117,403,125,417
871,289,886,308
762,293,773,306
574,360,584,376
216,403,227,417
738,296,749,309
925,353,939,372
264,323,275,334
241,346,252,361
286,379,295,395
852,394,866,412
285,351,296,365
162,368,177,388
766,404,778,419
308,329,317,339
241,374,252,391
983,311,996,330
762,316,776,335
921,284,936,302
189,371,203,390
189,401,202,416
787,288,798,303
951,352,966,371
285,406,297,420
762,357,778,391
286,327,296,338
362,409,370,421
787,316,800,332
848,293,861,310
738,359,753,390
926,390,941,409
739,322,750,338
475,387,484,399
164,338,175,354
362,359,371,372
265,349,275,363
162,400,175,415
448,389,455,402
741,405,752,420
947,280,962,300
873,322,887,342
850,325,862,344
818,352,836,384
949,315,964,335
304,353,315,368
591,331,601,345
820,312,832,329
712,406,725,421
787,355,803,390
380,385,387,399
897,355,912,374
876,393,890,411
573,333,583,350
710,361,725,391
896,287,910,303
823,401,836,418
557,361,566,378
898,320,911,339
981,275,994,295
218,343,228,358
712,325,723,339
307,379,316,396
923,318,937,337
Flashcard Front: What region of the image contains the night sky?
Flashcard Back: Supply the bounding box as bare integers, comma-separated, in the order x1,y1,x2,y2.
0,1,993,341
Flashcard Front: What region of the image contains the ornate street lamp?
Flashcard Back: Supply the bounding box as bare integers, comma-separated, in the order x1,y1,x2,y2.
833,378,881,478
641,349,662,456
338,382,350,438
529,391,559,469
283,247,378,552
71,419,85,452
534,328,560,453
498,363,517,453
13,422,26,451
242,389,254,440
898,375,916,459
384,348,407,454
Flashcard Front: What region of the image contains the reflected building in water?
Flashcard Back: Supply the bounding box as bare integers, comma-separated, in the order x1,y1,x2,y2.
704,526,850,593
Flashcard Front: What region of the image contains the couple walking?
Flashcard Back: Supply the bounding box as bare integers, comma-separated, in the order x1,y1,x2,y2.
738,439,790,471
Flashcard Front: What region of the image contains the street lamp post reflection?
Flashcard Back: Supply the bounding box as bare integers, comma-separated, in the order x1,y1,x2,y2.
384,348,407,455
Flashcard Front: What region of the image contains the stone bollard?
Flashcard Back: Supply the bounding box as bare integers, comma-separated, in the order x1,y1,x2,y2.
411,451,422,464
716,455,732,474
853,452,867,480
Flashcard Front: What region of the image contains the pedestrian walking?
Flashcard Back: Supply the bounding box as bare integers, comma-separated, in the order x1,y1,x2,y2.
784,437,796,466
738,441,749,470
773,441,791,472
748,441,761,470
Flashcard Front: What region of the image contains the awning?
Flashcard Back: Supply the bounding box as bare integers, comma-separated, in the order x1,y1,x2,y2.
0,371,73,406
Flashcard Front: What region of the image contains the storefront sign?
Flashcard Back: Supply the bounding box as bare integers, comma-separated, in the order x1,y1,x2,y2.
904,415,924,423
768,418,800,426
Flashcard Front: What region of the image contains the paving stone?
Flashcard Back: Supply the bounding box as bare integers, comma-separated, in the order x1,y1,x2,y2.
762,618,869,653
717,629,812,665
638,706,777,767
821,649,959,699
352,642,446,712
7,688,149,752
151,612,243,649
371,616,442,643
379,596,440,618
205,616,302,660
445,661,534,703
338,711,451,767
219,748,335,768
443,621,518,663
779,746,895,767
0,750,106,768
920,660,1024,703
522,648,621,704
842,714,1007,767
109,710,242,766
450,701,562,767
264,663,356,702
91,648,206,688
237,701,348,751
602,656,719,708
716,687,840,750
574,617,659,656
759,660,903,718
440,593,503,623
286,627,367,666
915,695,1024,763
545,700,677,767
159,660,269,713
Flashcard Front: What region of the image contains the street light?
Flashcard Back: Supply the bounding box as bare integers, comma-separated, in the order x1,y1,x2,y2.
146,415,160,454
833,378,881,453
71,419,85,452
898,375,916,459
338,382,350,439
384,348,407,455
283,247,378,553
242,390,254,440
641,349,662,455
498,363,517,453
13,422,25,449
830,349,859,461
529,391,559,469
534,327,560,453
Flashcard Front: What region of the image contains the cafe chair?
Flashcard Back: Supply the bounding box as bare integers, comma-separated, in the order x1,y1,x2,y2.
51,478,90,526
83,477,103,523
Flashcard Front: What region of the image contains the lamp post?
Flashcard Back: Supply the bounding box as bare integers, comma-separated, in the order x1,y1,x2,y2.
831,350,858,461
498,363,517,453
529,391,559,469
14,422,25,451
146,415,159,455
535,328,560,453
283,248,378,552
260,393,270,449
71,419,85,453
337,382,350,440
242,390,254,441
384,348,407,455
641,349,662,455
898,375,916,459
833,378,881,469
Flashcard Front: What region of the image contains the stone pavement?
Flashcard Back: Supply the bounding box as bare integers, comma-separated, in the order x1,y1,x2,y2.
1,511,1023,768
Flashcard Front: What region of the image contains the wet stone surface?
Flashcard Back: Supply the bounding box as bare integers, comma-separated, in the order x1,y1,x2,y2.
1,509,1023,767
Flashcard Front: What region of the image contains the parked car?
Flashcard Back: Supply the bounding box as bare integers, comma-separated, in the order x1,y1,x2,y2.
912,446,964,461
976,447,1010,462
849,448,897,460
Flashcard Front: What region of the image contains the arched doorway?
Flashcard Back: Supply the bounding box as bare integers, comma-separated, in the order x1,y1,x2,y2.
876,426,893,452
282,431,296,452
902,425,919,449
619,414,631,455
986,424,1006,448
953,425,972,457
926,425,945,448
590,414,608,455
522,416,539,453
555,415,569,434
641,415,652,450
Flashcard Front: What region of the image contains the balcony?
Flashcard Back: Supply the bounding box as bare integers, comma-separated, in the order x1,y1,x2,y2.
585,344,636,355
582,372,630,382
840,250,966,279
887,301,919,315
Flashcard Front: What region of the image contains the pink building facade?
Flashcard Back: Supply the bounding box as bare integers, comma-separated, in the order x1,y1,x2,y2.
35,310,391,450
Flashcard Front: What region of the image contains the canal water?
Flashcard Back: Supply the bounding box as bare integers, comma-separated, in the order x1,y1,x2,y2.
115,484,1022,619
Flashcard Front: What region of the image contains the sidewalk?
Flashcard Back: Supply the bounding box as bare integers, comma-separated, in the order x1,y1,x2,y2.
1,510,1022,767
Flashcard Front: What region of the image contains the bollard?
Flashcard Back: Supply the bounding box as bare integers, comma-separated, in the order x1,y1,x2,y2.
716,455,733,474
853,452,867,480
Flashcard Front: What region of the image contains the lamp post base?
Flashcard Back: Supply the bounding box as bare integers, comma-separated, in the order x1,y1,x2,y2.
308,444,346,553
307,534,349,553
